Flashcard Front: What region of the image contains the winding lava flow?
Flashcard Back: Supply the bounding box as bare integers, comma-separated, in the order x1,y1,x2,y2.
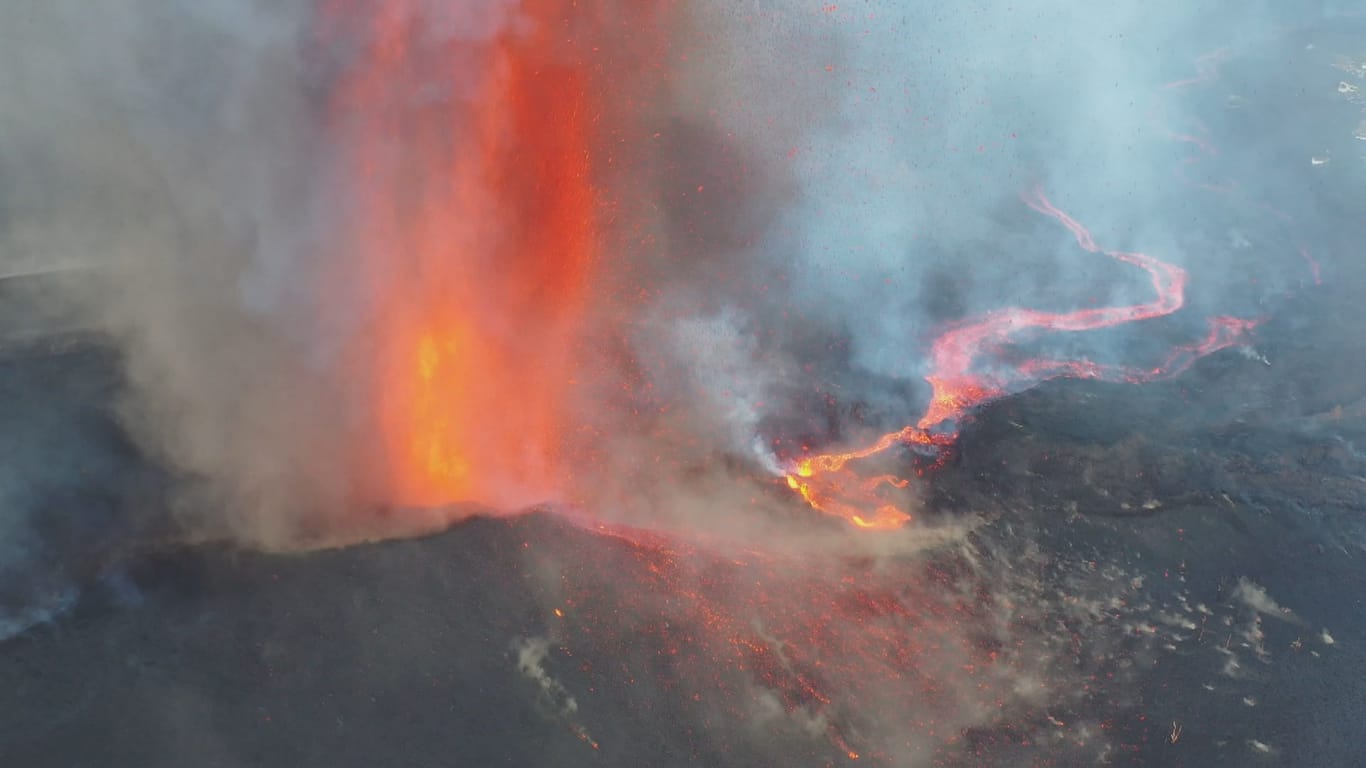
787,31,1332,533
784,188,1258,530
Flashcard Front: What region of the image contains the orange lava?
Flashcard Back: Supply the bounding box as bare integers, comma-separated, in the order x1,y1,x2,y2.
323,0,607,508
785,188,1257,530
785,426,953,530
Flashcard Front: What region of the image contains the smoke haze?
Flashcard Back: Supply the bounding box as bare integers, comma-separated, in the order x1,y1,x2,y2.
0,0,1331,541
2,0,1359,763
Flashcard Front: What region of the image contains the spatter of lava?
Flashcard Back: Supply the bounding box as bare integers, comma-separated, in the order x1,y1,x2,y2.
784,188,1258,530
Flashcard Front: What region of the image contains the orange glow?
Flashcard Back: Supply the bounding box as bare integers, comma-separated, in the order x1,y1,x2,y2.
786,471,911,530
783,424,953,530
323,0,605,508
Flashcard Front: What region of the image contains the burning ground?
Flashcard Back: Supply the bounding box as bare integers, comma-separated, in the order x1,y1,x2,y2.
3,2,1366,767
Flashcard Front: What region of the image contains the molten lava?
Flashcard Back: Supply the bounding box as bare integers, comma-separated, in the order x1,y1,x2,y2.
323,0,603,508
786,188,1257,529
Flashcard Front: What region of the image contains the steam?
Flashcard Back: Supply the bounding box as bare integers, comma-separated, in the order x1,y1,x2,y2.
1233,577,1300,623
642,310,785,456
514,636,596,748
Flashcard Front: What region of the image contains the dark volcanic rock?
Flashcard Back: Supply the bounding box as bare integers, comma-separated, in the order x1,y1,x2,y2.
0,339,171,640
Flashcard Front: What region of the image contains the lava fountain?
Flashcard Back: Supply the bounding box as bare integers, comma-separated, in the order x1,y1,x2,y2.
319,0,668,510
785,187,1258,530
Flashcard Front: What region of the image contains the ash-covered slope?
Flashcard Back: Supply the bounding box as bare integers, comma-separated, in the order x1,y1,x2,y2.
2,275,1365,766
0,473,1361,767
2,282,1365,766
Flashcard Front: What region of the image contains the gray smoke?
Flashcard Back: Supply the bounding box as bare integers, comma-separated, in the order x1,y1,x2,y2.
608,0,1342,483
0,1,342,548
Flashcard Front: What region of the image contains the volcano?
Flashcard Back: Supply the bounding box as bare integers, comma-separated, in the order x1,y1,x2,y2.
3,7,1366,768
4,279,1366,767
